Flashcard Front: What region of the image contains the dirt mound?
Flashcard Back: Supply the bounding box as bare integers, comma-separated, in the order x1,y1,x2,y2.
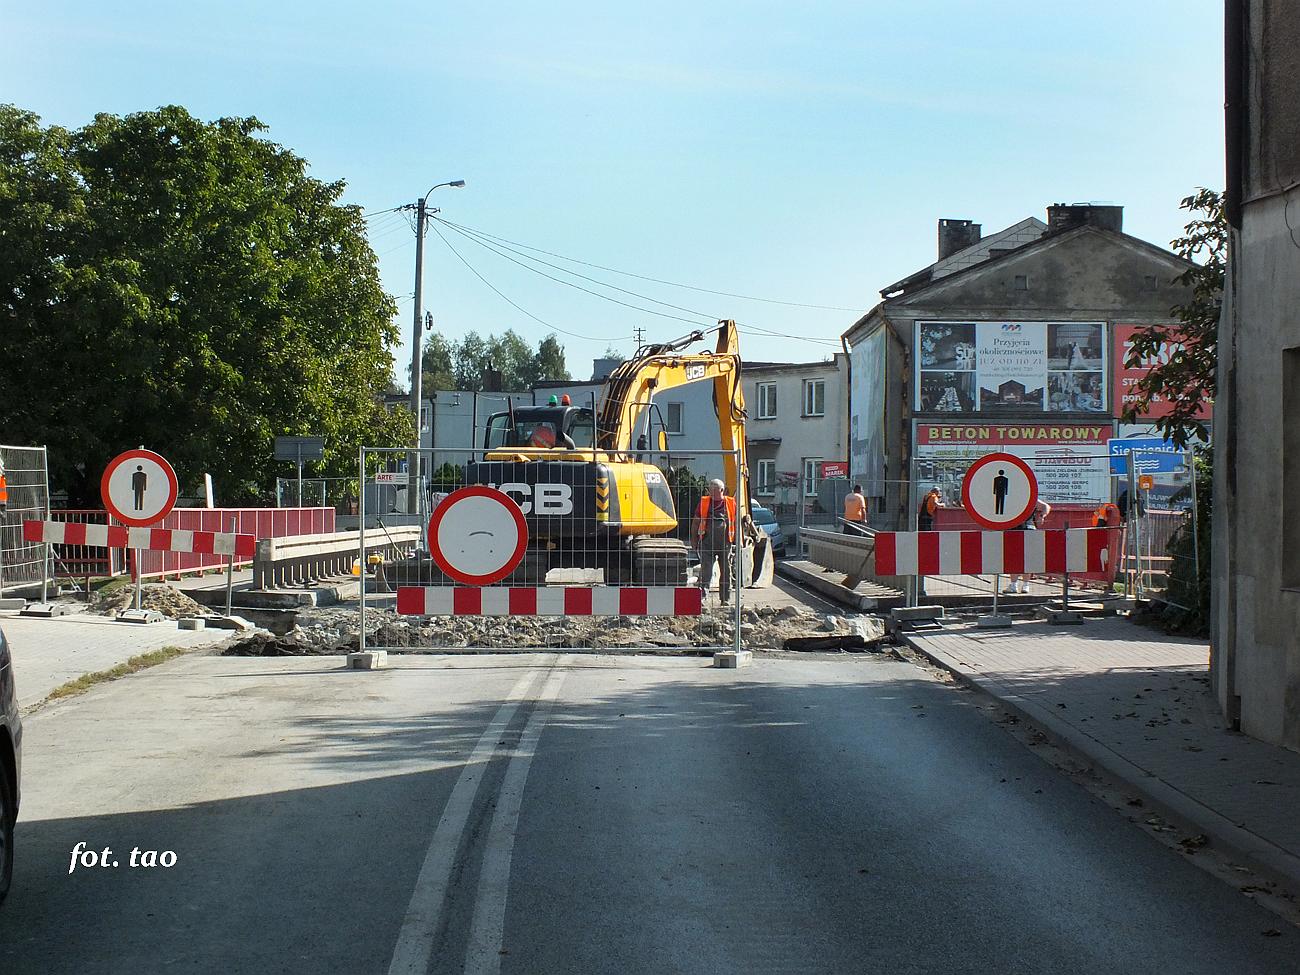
94,583,209,620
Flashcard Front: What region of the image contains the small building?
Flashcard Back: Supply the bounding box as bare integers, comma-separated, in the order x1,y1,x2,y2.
842,205,1194,528
744,356,848,513
1213,0,1300,752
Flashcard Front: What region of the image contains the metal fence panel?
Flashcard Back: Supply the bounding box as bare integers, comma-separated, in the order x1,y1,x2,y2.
0,444,50,595
358,446,750,654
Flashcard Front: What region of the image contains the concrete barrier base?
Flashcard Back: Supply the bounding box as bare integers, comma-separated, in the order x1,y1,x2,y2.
713,649,753,669
116,609,165,624
348,650,388,670
21,602,72,618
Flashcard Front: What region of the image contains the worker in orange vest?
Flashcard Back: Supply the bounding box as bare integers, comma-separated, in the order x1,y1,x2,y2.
0,461,7,512
693,479,737,605
1091,502,1121,528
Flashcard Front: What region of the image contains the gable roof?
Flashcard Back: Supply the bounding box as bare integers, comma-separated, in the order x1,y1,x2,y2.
882,217,1049,297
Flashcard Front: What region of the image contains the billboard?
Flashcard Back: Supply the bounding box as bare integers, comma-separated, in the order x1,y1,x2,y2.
1113,323,1213,420
914,421,1114,504
916,321,1107,415
849,326,887,494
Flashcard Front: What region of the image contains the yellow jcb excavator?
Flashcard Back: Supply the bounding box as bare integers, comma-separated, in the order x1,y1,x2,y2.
466,320,774,587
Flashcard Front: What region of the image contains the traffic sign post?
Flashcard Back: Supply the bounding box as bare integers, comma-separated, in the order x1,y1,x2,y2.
102,449,179,623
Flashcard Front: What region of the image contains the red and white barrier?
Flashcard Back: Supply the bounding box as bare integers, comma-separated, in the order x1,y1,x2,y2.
872,528,1110,576
23,520,256,558
396,586,703,617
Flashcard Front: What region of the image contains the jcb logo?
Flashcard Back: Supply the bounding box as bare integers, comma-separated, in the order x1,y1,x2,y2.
686,364,706,380
490,482,574,515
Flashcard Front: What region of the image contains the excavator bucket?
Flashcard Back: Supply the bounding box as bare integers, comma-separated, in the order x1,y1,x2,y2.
742,535,776,589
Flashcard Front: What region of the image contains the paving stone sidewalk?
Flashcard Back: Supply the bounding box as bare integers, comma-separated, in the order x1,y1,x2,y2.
906,616,1300,891
1,609,232,710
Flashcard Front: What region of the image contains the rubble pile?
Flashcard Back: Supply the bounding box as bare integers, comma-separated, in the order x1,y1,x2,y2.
223,603,889,656
94,583,210,620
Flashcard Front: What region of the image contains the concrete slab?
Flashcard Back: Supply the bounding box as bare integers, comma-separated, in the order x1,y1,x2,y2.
712,649,753,669
347,650,388,670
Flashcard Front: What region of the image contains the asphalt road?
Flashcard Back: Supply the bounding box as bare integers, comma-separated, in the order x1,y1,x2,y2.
1,651,1296,974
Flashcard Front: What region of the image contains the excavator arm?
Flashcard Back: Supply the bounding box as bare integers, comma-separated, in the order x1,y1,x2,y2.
596,320,754,532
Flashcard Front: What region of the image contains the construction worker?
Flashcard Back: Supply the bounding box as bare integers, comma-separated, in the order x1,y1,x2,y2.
0,459,7,512
918,487,945,531
843,483,867,535
1091,502,1121,528
693,478,737,605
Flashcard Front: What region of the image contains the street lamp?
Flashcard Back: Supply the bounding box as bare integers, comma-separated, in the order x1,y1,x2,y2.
408,179,466,513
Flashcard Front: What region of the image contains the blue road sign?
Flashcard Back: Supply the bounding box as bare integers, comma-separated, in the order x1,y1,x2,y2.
1108,437,1183,475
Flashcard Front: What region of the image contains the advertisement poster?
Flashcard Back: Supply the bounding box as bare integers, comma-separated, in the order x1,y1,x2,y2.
849,327,887,494
916,321,1107,415
914,421,1114,504
1113,323,1213,420
975,322,1045,410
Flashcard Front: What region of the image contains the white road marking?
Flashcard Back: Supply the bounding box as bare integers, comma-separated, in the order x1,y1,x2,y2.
462,661,569,975
386,661,552,975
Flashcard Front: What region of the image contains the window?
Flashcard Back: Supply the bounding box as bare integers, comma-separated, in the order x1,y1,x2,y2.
756,459,776,496
757,382,777,419
419,406,431,434
803,458,822,497
665,402,684,435
802,379,825,417
1013,274,1028,291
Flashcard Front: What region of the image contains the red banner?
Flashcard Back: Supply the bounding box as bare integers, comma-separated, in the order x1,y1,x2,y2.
1113,323,1213,420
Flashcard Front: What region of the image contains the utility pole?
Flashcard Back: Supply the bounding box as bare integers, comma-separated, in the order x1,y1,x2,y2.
407,198,428,515
404,179,465,516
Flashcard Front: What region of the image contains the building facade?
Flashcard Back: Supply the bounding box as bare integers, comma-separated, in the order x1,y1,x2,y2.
1213,0,1300,751
843,206,1194,529
744,356,848,512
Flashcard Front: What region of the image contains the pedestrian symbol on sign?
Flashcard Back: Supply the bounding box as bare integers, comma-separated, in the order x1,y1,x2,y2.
992,469,1009,515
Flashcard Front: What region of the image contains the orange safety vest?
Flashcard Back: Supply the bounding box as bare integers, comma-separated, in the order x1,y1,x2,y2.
0,473,7,511
1092,503,1120,527
696,495,737,542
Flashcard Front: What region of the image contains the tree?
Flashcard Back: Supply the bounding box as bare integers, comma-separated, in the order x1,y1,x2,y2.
535,334,570,382
452,330,489,391
1120,188,1224,447
419,331,456,393
0,104,409,504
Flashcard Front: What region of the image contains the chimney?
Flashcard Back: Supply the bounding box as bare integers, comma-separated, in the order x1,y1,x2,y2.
1046,204,1123,234
938,218,982,260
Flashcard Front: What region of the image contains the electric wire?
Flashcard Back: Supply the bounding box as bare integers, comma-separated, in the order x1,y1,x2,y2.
438,217,864,312
433,218,712,329
435,218,843,349
428,222,623,343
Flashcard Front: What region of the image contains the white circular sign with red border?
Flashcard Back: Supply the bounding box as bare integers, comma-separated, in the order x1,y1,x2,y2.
101,449,179,527
961,452,1038,531
428,486,529,586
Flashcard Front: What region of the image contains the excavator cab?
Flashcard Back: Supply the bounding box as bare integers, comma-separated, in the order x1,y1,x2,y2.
483,406,595,451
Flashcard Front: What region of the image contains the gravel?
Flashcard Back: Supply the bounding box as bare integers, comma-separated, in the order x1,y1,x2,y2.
222,603,888,656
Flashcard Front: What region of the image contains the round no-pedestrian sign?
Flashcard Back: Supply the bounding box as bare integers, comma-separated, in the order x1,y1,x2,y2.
961,452,1038,531
101,449,179,527
428,486,529,586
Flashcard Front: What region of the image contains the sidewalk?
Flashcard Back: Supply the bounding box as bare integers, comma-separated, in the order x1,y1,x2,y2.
905,617,1300,892
0,609,232,710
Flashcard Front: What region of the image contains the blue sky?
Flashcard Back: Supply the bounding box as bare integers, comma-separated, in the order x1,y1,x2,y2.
2,1,1224,377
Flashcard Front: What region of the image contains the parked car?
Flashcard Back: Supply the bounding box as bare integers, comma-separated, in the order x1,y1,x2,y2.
750,501,786,557
1,624,20,905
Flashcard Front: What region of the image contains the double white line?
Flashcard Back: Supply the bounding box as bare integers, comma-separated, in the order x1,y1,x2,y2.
388,657,569,975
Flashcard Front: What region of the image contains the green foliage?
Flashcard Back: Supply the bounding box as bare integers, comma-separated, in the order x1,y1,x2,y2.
417,329,569,392
1120,189,1223,448
0,104,410,504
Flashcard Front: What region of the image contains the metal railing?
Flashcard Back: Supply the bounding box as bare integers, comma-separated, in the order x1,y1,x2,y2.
0,444,50,597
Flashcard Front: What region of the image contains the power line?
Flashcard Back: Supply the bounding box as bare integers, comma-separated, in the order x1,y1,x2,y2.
428,222,624,343
433,218,713,329
438,217,864,313
435,218,843,349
